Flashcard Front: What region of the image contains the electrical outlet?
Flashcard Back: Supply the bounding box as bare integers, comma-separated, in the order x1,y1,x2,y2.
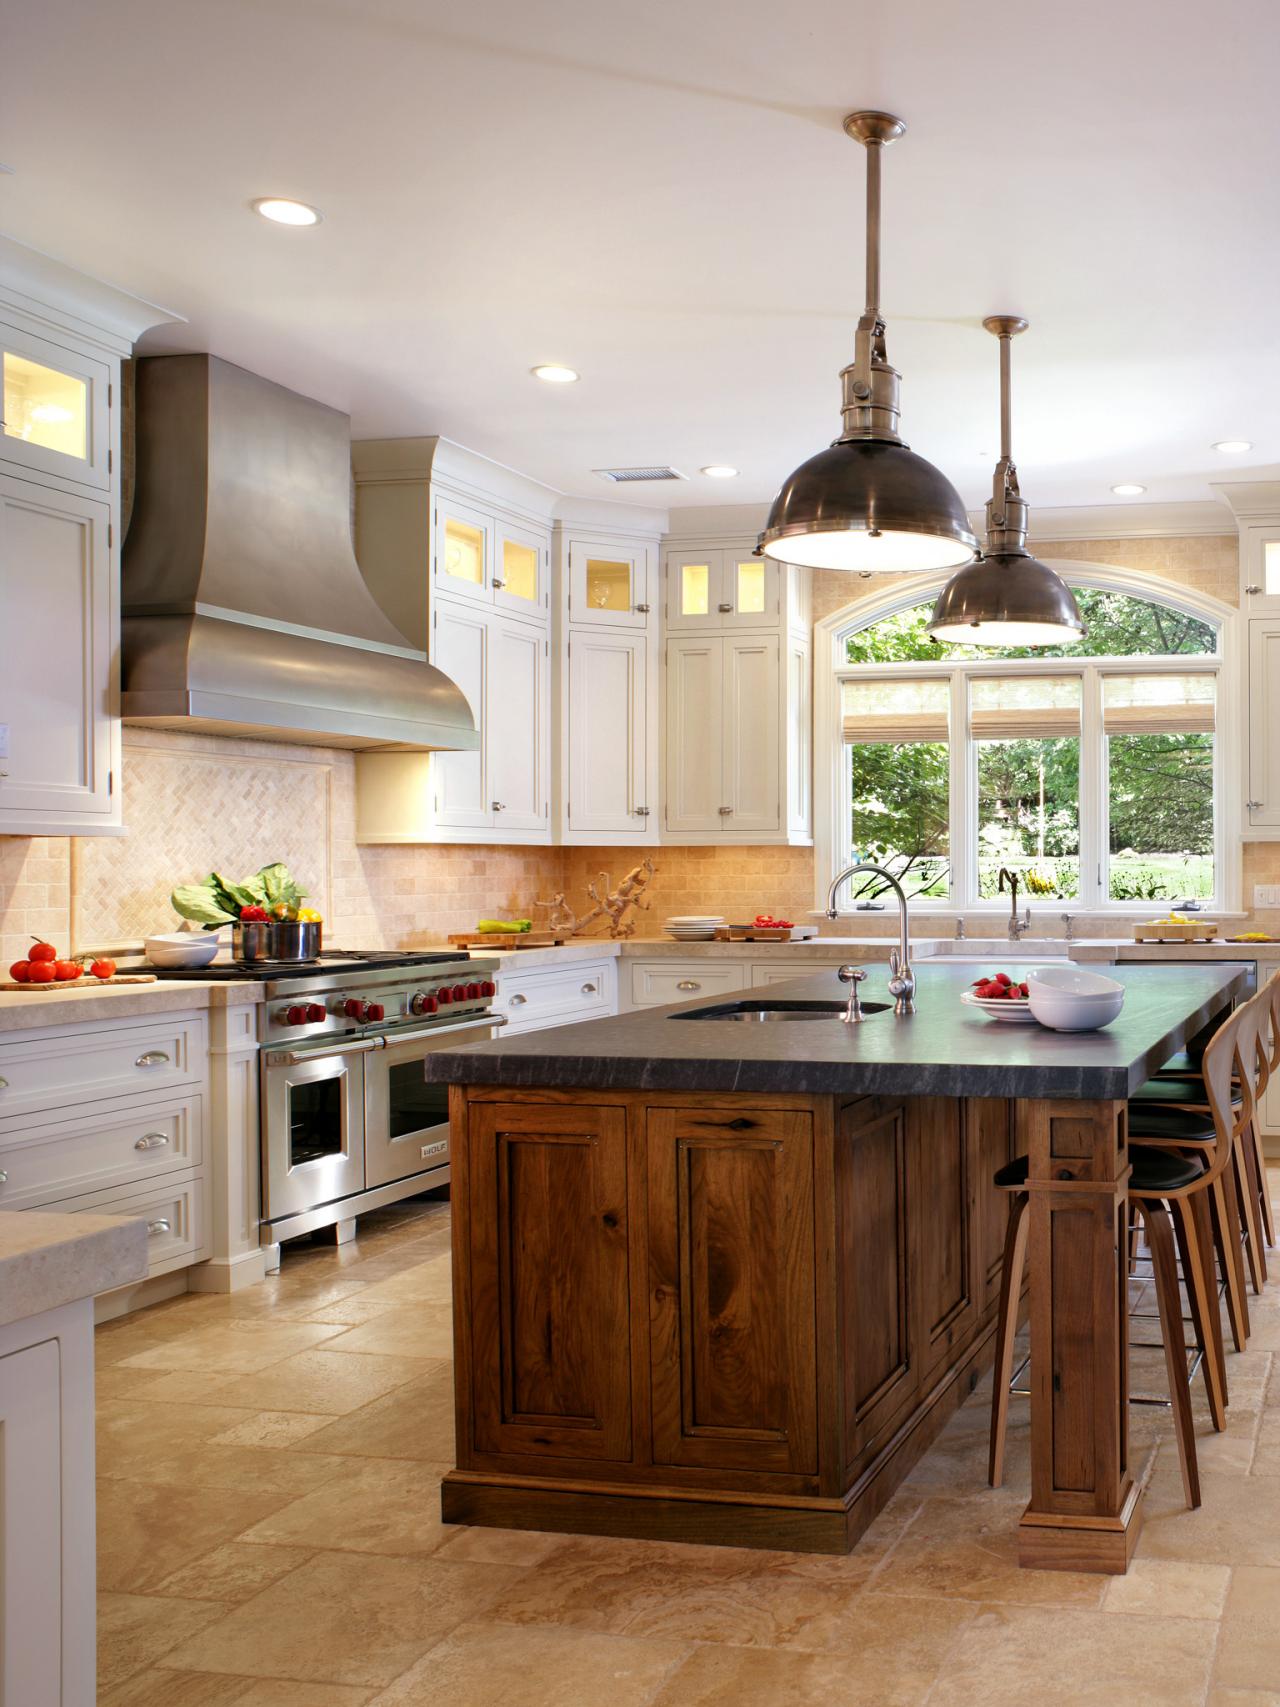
1254,885,1280,909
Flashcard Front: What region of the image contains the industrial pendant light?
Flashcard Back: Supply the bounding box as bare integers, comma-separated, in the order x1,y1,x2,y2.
758,112,977,574
927,317,1084,646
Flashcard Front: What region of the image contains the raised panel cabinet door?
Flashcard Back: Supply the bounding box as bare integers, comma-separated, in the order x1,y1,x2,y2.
429,602,492,830
647,1105,818,1474
835,1097,913,1471
663,549,724,630
488,616,548,833
787,636,812,839
663,635,723,835
0,321,112,492
468,1101,633,1462
0,1337,63,1706
432,495,492,606
568,539,650,627
567,630,649,833
1248,619,1280,828
493,519,549,621
970,1097,1017,1312
908,1097,980,1382
722,634,781,835
0,475,113,827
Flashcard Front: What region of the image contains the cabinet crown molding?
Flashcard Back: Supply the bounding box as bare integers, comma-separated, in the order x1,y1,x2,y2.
0,233,182,350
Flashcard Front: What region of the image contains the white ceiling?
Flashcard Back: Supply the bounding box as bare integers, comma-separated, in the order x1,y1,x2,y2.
5,0,1280,515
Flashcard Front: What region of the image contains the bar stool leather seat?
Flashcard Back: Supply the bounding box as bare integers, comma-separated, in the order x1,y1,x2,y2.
995,1149,1204,1195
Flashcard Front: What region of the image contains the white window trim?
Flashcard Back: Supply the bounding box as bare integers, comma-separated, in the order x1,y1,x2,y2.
814,560,1243,917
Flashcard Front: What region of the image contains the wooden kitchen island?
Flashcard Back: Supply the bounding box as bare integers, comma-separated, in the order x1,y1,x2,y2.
427,962,1242,1573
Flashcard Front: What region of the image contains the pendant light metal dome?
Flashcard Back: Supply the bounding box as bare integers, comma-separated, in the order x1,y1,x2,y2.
927,317,1085,646
758,112,977,574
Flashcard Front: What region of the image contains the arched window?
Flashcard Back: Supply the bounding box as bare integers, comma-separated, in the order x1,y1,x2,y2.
815,566,1239,914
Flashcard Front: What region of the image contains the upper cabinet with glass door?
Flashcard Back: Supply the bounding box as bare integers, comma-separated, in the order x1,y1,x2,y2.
566,537,652,628
431,495,548,623
665,549,780,630
0,323,111,493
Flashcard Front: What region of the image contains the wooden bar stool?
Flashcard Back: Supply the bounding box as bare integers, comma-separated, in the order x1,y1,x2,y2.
989,991,1264,1510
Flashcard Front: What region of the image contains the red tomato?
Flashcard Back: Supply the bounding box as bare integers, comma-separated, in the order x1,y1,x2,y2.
26,961,57,983
54,960,83,982
8,960,30,982
28,940,57,963
89,958,117,981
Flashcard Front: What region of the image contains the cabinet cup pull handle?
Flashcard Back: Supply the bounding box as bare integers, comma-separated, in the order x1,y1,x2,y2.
676,979,701,991
0,1171,7,1186
1245,584,1262,594
491,577,505,589
718,601,733,612
581,982,598,994
634,603,651,613
135,1051,170,1068
509,992,527,1005
147,1219,171,1236
0,1077,8,1090
135,1133,170,1151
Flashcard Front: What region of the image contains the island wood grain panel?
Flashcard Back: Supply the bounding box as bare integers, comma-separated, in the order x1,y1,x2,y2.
646,1105,817,1474
970,1097,1017,1311
468,1101,633,1462
909,1097,979,1384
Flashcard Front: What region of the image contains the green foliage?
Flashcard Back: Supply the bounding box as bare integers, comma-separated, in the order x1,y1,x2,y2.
171,863,309,930
850,741,950,900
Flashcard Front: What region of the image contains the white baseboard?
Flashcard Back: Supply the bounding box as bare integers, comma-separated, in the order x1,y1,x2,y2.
186,1250,268,1294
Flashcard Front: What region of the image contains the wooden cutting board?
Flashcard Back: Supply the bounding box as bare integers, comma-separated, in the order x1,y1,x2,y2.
446,932,566,951
1132,922,1219,943
715,925,819,942
0,974,159,990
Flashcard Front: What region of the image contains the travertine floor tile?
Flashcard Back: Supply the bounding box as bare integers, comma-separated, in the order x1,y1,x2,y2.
1213,1566,1280,1691
649,1641,940,1707
105,1440,354,1497
165,1552,525,1687
153,1540,315,1602
321,1302,455,1359
351,1255,453,1306
297,1364,455,1460
97,1479,300,1593
97,1591,226,1691
209,1410,335,1448
431,1525,568,1567
97,1398,259,1478
1140,1470,1280,1565
775,1588,977,1662
1101,1556,1231,1620
240,1458,455,1556
137,1347,431,1415
102,1676,372,1707
366,1621,689,1706
118,1319,348,1373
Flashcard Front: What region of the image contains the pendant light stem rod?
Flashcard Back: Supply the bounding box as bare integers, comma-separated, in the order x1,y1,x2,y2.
999,331,1012,462
864,139,882,321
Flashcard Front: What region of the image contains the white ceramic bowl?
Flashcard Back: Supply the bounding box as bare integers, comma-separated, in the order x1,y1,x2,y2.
1026,965,1125,1032
144,932,221,969
960,989,1038,1025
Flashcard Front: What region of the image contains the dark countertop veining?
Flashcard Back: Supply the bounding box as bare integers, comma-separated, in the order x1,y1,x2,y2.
426,962,1245,1100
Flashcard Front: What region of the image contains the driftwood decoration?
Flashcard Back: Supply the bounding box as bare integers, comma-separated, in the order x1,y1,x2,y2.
536,859,657,939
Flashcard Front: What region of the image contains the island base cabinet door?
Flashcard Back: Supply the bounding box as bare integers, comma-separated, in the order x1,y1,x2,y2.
907,1098,981,1385
0,1337,63,1706
467,1102,633,1462
646,1105,818,1475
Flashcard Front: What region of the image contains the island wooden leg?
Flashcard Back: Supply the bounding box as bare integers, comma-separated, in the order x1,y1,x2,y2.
1016,1096,1140,1574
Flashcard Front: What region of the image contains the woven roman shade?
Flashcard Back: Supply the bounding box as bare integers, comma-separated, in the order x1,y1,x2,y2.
842,677,949,744
1102,673,1215,735
969,675,1081,740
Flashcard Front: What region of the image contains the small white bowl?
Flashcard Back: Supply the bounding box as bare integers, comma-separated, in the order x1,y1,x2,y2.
144,932,220,969
960,989,1038,1025
1026,965,1125,1032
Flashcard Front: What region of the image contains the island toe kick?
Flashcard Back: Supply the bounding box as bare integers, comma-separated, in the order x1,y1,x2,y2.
440,1083,1142,1568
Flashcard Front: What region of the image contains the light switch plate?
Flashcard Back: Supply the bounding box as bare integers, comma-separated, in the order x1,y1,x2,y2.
0,724,8,759
1254,884,1280,909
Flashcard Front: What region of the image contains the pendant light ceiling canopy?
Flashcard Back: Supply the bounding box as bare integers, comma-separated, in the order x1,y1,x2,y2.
927,317,1085,647
758,112,977,575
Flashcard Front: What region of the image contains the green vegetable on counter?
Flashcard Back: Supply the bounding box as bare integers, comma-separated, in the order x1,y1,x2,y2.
476,918,532,934
171,863,309,930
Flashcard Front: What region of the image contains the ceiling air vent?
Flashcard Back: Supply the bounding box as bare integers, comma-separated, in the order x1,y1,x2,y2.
592,465,687,484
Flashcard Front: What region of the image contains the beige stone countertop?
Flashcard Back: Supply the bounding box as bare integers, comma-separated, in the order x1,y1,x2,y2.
0,1210,148,1326
457,940,623,970
0,977,262,1034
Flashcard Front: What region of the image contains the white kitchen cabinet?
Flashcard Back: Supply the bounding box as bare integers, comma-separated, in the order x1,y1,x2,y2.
0,474,115,830
628,959,749,1008
494,956,617,1033
1247,619,1280,831
489,614,549,833
664,634,722,834
566,536,652,629
430,599,491,831
565,629,653,837
0,1336,64,1705
429,494,551,621
494,517,550,621
664,549,780,631
724,634,783,835
1,320,111,493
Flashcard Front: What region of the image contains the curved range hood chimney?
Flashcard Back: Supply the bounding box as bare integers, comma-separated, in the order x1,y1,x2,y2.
121,354,479,753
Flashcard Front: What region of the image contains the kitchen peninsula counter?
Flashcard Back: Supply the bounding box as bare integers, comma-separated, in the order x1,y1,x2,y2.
433,962,1242,1574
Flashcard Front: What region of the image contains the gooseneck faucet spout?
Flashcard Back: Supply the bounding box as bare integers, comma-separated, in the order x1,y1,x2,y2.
998,867,1031,941
826,862,915,1015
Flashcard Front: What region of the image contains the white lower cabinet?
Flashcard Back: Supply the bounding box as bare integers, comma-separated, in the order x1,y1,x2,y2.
564,629,655,839
628,960,749,1008
495,957,617,1034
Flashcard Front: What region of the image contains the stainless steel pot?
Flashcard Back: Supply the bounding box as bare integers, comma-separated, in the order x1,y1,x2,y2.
232,920,322,962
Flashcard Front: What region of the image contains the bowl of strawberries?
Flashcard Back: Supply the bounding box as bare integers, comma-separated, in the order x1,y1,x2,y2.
960,970,1039,1024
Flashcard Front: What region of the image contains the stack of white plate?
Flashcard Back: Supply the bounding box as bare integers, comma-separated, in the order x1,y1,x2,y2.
663,915,724,941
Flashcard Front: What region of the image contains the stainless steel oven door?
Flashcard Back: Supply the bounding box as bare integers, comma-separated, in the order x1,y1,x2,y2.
261,1037,373,1223
364,1014,503,1190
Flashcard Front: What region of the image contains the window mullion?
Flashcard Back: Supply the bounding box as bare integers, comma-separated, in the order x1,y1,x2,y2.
1079,665,1103,909
951,671,972,906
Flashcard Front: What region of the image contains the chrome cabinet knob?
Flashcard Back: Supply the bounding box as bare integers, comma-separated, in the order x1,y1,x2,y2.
676,979,701,991
491,577,505,589
1245,584,1262,594
491,801,505,812
147,1219,171,1236
0,1077,7,1090
509,992,527,1005
134,1133,170,1151
718,601,733,613
634,602,651,613
634,805,650,816
135,1051,170,1068
0,1171,7,1186
718,805,733,815
1247,799,1263,810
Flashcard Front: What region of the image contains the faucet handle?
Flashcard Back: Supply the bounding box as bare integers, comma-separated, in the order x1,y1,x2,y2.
837,965,867,985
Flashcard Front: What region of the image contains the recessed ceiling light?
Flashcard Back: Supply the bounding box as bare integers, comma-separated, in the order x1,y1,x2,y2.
1212,439,1252,454
252,197,322,227
701,465,739,479
1110,483,1147,496
531,364,579,384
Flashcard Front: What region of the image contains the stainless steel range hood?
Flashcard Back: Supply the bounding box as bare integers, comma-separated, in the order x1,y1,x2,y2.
122,354,479,752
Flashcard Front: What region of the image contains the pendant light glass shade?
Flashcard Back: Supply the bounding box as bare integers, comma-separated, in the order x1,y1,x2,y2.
928,317,1083,647
759,112,977,574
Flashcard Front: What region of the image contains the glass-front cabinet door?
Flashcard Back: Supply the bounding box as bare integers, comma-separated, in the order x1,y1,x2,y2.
432,496,492,606
567,537,651,628
665,549,779,629
493,520,548,620
0,324,110,492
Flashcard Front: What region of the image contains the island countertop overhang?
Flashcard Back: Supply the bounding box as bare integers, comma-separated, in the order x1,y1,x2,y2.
425,962,1246,1101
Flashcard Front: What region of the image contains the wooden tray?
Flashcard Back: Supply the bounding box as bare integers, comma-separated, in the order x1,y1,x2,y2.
0,974,159,990
446,932,567,951
715,925,819,943
1132,922,1219,943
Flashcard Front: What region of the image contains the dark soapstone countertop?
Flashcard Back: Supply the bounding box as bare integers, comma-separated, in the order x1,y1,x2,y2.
425,961,1246,1101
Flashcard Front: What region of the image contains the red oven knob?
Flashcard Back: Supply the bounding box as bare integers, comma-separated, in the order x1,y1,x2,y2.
436,987,453,1005
480,980,496,998
367,1002,385,1023
451,984,468,1002
284,1004,306,1026
344,997,368,1021
464,982,480,1000
410,991,438,1016
305,1003,326,1024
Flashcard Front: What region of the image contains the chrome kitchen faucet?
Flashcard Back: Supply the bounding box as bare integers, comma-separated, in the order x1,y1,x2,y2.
826,862,915,1015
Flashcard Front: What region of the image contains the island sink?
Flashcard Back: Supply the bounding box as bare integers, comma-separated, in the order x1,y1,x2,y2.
669,998,891,1022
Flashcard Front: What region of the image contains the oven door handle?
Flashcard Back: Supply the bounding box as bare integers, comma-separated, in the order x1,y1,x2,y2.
265,1036,382,1067
386,1014,509,1048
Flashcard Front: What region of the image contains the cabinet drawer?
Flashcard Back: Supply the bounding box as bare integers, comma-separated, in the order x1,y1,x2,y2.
752,961,825,989
0,1091,202,1212
497,960,613,1028
0,1014,206,1121
629,961,748,1007
53,1170,206,1277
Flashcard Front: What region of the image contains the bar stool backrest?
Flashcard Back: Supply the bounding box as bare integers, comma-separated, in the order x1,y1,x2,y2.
1201,987,1265,1181
1259,968,1280,1100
